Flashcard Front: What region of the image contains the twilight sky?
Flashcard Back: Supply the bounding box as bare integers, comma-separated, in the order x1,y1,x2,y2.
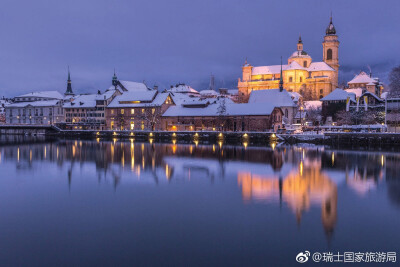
0,0,399,97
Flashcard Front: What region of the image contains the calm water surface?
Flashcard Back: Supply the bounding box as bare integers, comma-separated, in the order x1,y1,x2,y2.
0,136,399,266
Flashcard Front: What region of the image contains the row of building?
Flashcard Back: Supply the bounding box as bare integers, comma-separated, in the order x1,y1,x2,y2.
0,67,394,132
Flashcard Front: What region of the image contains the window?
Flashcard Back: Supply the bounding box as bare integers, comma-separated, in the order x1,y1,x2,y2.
131,109,134,114
289,77,293,83
285,109,288,118
141,109,145,113
121,109,124,114
303,61,307,68
111,109,114,114
141,121,144,130
320,89,323,93
327,49,332,60
299,77,303,83
130,121,134,130
152,108,155,114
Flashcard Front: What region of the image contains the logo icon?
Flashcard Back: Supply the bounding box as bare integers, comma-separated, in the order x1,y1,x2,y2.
296,251,310,263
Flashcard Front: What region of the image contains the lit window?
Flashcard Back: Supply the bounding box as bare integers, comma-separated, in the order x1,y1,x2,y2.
111,109,114,114
121,109,124,114
141,109,145,113
131,109,134,114
152,108,155,114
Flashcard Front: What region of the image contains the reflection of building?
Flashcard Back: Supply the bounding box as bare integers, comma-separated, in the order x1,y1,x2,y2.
238,17,339,101
237,161,338,236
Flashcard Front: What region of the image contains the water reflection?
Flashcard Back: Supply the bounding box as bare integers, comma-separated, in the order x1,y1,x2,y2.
1,136,400,239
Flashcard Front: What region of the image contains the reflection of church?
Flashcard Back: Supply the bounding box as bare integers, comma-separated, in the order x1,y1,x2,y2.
238,17,339,101
238,160,337,236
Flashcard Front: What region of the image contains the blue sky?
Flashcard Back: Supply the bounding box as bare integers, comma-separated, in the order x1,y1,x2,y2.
0,0,399,97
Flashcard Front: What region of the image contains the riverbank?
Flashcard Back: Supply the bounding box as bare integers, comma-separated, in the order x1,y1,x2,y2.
2,125,400,146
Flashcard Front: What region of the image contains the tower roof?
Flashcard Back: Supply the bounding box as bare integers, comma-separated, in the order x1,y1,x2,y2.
65,66,74,96
326,15,336,35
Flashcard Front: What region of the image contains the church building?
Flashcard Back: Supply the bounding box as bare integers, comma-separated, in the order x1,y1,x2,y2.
238,17,339,101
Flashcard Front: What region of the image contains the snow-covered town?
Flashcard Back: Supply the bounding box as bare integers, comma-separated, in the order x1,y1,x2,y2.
2,17,400,136
2,1,400,266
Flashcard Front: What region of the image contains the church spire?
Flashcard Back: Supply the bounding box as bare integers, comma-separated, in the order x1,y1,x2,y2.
65,66,74,96
112,69,118,89
279,56,283,92
326,12,336,35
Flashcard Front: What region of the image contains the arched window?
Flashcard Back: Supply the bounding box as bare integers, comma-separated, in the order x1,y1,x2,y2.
327,49,333,60
303,61,307,68
289,77,293,83
285,109,288,118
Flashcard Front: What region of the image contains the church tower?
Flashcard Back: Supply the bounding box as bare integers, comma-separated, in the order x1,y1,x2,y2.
322,15,339,88
64,66,74,96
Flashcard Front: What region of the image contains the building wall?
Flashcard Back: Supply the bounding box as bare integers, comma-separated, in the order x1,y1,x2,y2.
162,108,283,132
6,105,64,125
105,103,173,131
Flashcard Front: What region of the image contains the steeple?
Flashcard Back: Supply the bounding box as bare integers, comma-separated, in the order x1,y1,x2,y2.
64,66,74,96
112,69,118,89
279,56,284,92
326,13,336,35
297,34,303,51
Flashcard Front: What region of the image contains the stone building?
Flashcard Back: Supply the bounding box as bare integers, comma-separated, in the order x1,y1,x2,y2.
106,91,174,131
63,90,120,130
238,17,339,101
347,71,384,97
161,100,283,132
248,88,298,125
5,100,64,125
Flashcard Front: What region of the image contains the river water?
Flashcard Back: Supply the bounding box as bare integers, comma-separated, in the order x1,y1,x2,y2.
0,136,399,266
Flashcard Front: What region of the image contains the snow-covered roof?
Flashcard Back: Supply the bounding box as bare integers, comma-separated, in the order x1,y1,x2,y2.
168,84,199,94
252,65,284,75
307,62,334,72
288,92,302,102
345,88,363,98
361,91,383,101
227,89,238,95
304,100,322,110
170,92,201,106
63,91,116,108
248,89,297,107
381,92,389,99
16,91,63,99
63,94,97,108
107,92,170,108
320,88,356,102
286,61,306,70
7,100,60,108
251,61,334,75
289,50,311,59
109,80,149,92
200,90,219,96
348,71,376,84
163,102,279,117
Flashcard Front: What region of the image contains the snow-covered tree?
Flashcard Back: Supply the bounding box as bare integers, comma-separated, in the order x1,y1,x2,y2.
217,98,227,131
389,65,400,96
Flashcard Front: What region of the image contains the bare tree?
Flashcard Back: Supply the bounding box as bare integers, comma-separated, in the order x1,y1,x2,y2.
389,65,400,97
336,110,353,125
138,106,162,131
306,106,322,126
